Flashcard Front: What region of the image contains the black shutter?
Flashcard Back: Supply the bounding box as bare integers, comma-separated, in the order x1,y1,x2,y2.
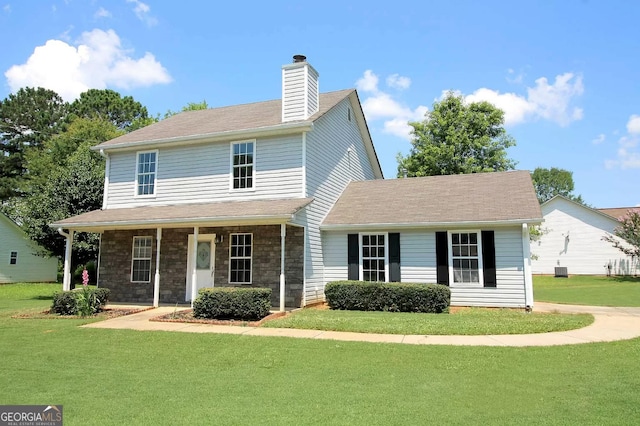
389,233,401,282
347,234,359,281
482,230,496,288
435,231,449,286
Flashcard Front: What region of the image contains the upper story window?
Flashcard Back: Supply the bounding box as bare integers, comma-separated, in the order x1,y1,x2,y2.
231,141,254,190
9,251,17,265
450,232,481,284
135,150,158,196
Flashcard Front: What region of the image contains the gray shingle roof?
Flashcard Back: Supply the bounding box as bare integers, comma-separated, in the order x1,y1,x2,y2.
322,171,542,228
95,89,355,149
52,198,313,230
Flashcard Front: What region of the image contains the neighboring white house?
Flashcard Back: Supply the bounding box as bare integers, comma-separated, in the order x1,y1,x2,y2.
53,55,542,309
531,195,638,276
0,213,58,283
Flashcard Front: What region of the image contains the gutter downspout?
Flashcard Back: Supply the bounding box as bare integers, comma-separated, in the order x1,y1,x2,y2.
58,228,74,291
99,149,109,210
522,223,534,310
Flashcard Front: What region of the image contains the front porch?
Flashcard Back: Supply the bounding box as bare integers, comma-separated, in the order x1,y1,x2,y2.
98,225,304,308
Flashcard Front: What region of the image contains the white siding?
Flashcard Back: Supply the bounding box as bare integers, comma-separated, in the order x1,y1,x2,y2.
321,227,527,308
282,63,319,122
451,228,526,308
0,215,57,283
300,98,377,304
105,135,304,208
532,197,638,275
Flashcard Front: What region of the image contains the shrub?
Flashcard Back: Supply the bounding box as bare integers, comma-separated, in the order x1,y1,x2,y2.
324,281,450,313
193,287,272,321
51,287,110,316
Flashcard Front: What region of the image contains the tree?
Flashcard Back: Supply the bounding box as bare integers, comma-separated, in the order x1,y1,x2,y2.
0,87,68,200
69,89,149,131
531,167,585,204
17,118,122,267
19,142,106,266
163,100,209,118
603,211,640,259
397,92,516,177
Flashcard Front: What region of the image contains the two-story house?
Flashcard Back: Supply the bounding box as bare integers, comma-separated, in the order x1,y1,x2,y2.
53,55,542,310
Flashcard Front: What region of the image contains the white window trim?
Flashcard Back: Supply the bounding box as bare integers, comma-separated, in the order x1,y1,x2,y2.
229,140,256,192
447,230,484,287
134,149,159,198
359,232,389,282
228,233,253,284
9,251,17,265
131,236,153,283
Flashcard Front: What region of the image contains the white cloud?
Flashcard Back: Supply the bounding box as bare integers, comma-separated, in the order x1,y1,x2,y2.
592,133,606,144
605,115,640,169
626,114,640,135
506,68,525,84
5,28,171,101
465,72,584,127
127,0,158,27
386,74,411,90
356,70,427,139
3,4,10,13
94,7,112,19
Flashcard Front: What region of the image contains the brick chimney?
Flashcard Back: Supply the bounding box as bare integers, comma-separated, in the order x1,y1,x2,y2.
282,55,319,122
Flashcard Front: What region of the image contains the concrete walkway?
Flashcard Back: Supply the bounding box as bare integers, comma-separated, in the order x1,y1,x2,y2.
82,302,640,347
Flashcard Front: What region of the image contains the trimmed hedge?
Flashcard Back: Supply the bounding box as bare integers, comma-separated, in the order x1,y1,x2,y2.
325,281,450,313
51,287,110,316
193,287,272,321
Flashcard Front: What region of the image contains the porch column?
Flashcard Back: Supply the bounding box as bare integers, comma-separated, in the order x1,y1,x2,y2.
60,229,74,291
280,224,286,312
190,226,199,307
522,223,534,309
153,228,162,307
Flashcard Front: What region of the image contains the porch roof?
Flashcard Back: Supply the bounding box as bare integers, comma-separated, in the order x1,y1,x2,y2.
51,198,313,232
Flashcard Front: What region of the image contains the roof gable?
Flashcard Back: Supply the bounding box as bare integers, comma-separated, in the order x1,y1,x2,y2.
541,195,623,224
322,170,542,228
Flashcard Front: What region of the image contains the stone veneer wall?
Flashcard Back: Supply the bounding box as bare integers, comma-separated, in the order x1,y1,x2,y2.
98,225,304,307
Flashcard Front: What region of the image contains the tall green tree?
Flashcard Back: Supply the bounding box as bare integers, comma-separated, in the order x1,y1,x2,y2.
397,92,516,177
603,211,640,259
0,87,69,200
531,167,585,204
70,89,149,131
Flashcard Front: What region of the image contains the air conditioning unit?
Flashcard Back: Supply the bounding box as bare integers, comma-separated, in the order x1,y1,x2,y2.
554,267,568,278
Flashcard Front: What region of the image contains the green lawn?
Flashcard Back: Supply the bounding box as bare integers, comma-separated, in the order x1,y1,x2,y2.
2,283,640,425
263,308,593,335
534,275,640,306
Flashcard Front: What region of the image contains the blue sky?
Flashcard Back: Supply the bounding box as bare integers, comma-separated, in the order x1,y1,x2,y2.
1,0,639,208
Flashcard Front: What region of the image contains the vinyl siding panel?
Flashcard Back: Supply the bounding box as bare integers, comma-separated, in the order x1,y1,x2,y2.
451,228,526,308
282,67,306,121
532,198,638,275
321,227,527,308
0,216,57,283
105,135,303,208
302,98,377,304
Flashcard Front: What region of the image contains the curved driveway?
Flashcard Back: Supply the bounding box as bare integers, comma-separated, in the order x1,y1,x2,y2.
83,302,640,347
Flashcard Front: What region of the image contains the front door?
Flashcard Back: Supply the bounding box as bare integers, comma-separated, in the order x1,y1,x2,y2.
186,234,215,301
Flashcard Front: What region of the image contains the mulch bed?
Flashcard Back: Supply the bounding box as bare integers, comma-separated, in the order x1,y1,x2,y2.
151,309,287,327
12,307,153,320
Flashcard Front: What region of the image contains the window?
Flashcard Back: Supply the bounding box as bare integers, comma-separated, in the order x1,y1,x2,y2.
451,232,480,284
136,151,157,196
131,236,153,282
361,234,387,282
231,141,254,189
9,251,17,265
229,233,252,283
